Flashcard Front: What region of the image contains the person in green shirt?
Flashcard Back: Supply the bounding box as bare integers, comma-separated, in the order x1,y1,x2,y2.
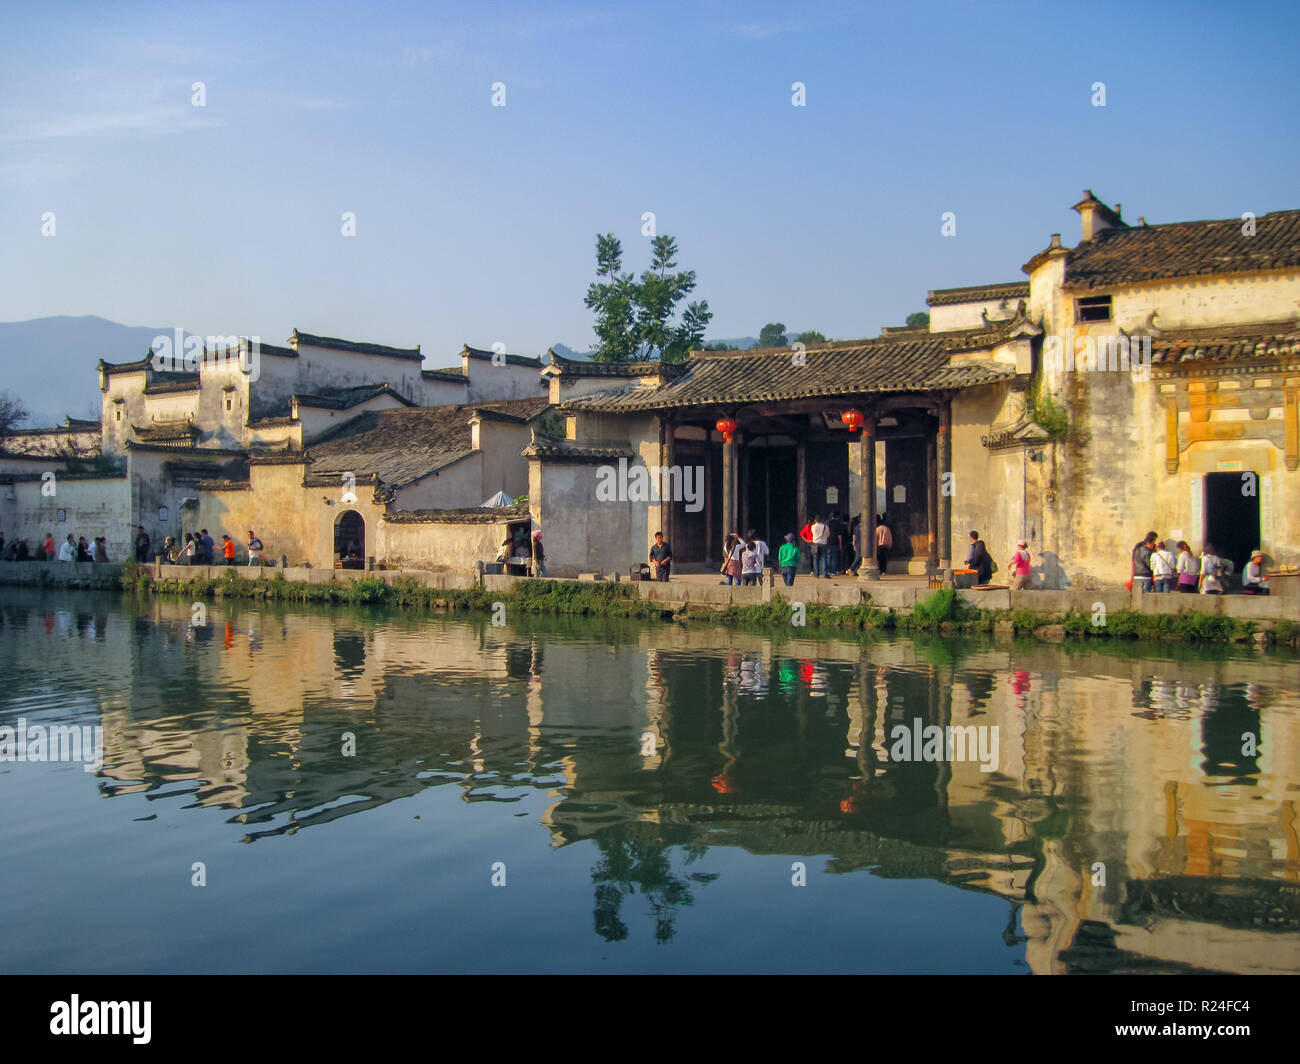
778,533,800,586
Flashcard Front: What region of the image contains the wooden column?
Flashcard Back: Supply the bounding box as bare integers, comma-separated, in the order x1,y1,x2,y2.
858,413,880,581
739,432,750,535
926,432,938,572
796,430,807,526
722,435,737,541
937,400,952,573
661,417,675,547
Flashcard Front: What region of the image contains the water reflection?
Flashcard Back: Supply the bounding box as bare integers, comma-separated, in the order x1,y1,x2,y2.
0,591,1297,974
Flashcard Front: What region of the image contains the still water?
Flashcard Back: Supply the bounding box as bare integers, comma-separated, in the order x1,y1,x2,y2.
1,588,1297,974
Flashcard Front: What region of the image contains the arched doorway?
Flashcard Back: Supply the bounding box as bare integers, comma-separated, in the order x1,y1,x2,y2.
335,510,365,569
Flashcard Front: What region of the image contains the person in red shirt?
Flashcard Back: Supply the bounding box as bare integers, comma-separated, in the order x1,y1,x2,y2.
43,533,55,560
222,534,236,565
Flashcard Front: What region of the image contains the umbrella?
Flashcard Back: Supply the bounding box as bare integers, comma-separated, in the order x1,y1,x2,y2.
480,491,513,508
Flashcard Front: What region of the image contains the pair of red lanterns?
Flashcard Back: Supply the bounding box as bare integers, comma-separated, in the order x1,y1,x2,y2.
714,410,866,442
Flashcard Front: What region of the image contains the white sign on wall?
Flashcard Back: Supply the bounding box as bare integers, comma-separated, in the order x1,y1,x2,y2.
825,486,838,505
893,485,906,504
1189,476,1202,541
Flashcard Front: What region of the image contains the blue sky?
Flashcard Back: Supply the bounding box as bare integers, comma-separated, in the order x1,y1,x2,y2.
2,0,1298,356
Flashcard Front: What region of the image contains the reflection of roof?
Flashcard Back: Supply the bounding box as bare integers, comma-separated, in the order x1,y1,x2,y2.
1047,209,1300,289
927,281,1029,307
560,327,1025,412
291,329,422,361
306,399,549,488
1150,318,1300,366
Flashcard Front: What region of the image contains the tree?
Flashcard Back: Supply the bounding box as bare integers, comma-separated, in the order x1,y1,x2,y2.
757,322,788,348
584,233,712,362
0,390,29,440
906,312,930,328
794,330,828,344
701,341,739,351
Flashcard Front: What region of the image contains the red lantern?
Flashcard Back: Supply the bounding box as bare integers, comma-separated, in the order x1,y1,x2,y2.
841,408,865,433
716,417,738,443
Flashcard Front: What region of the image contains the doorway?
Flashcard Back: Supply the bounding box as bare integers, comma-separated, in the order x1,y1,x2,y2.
1203,472,1259,579
335,510,365,568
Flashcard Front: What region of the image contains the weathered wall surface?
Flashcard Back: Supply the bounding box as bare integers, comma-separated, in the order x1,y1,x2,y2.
532,461,633,576
1,474,132,559
377,519,508,570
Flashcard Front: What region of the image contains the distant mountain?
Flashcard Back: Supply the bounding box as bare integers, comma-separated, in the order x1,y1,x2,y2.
548,342,593,360
0,315,178,427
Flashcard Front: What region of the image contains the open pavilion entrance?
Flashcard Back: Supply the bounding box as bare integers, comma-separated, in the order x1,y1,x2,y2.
660,394,953,577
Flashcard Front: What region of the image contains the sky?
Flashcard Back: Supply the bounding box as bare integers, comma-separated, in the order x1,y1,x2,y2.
2,0,1298,357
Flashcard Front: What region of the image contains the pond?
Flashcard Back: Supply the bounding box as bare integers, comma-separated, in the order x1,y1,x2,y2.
0,588,1297,974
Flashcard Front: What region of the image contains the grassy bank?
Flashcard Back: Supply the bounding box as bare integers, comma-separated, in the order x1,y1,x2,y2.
117,564,1299,647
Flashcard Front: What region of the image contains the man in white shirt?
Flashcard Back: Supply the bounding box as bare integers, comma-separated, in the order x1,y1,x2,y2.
57,534,76,562
810,515,829,579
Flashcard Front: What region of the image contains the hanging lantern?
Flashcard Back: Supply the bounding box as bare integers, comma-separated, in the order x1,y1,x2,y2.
841,408,865,434
716,417,738,443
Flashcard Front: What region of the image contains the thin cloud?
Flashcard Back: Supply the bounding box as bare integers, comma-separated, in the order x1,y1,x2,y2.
0,105,223,144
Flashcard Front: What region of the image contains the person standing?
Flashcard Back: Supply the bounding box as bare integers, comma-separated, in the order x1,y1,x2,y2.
778,533,799,586
182,533,197,564
246,530,264,566
1242,550,1269,595
965,530,992,585
649,531,672,582
740,538,762,586
134,526,150,563
43,532,56,561
720,533,743,585
874,515,893,577
825,512,844,576
847,515,860,574
746,528,771,574
76,536,92,562
1131,531,1157,593
1198,542,1224,595
531,530,547,577
93,536,109,563
58,534,76,562
810,515,829,579
1175,541,1198,594
1009,539,1032,590
200,529,215,564
222,534,236,565
1151,540,1176,593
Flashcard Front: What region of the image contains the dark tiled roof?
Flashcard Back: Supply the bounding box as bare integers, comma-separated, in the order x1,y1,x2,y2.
291,329,423,362
543,349,684,379
463,345,543,368
293,383,416,410
422,367,467,383
1055,209,1300,290
384,500,530,524
248,416,299,427
306,399,550,487
132,421,198,444
927,281,1029,307
99,353,154,372
247,452,311,465
198,480,252,491
65,417,101,430
559,328,1022,412
143,377,201,395
521,434,636,461
1149,318,1300,365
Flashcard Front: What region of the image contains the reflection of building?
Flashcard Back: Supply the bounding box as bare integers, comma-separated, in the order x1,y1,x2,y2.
9,590,1296,971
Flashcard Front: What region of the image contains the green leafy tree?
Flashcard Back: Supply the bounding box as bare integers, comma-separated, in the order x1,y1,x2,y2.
906,312,930,328
794,330,828,344
757,322,788,348
701,340,739,351
585,233,712,362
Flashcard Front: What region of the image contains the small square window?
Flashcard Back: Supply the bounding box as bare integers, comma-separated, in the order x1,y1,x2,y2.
158,506,168,522
225,398,233,411
115,410,122,421
1076,295,1112,322
57,509,66,523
